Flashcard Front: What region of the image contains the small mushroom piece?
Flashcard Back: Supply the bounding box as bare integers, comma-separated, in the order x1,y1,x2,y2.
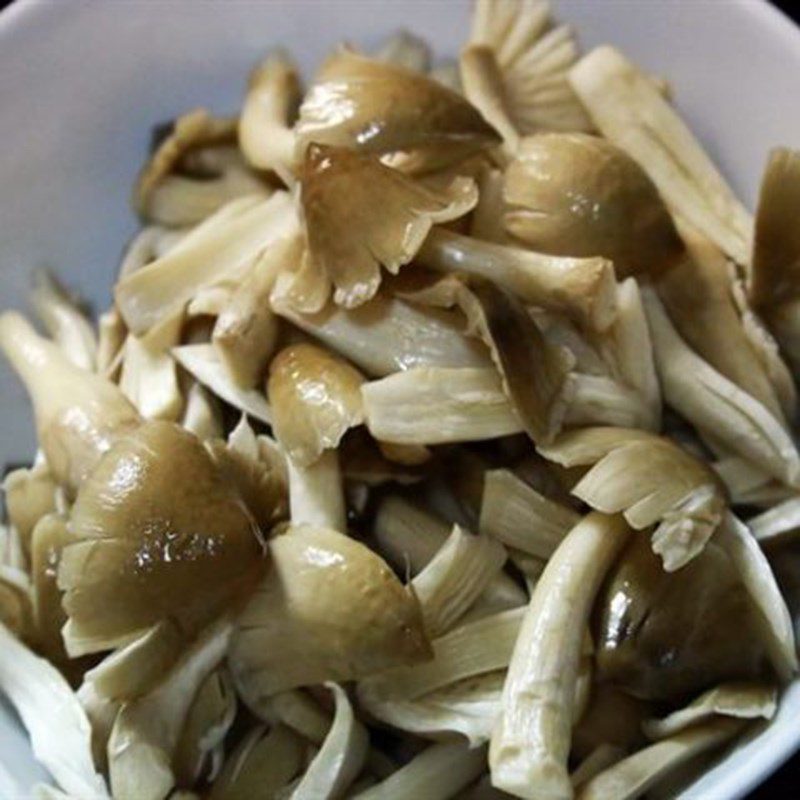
569,46,752,265
0,312,141,491
228,524,430,701
540,426,726,571
268,342,366,467
116,191,296,336
30,271,98,371
59,420,265,656
594,534,767,701
212,233,300,389
3,462,59,549
238,52,302,184
398,276,576,444
469,0,592,134
295,50,499,165
300,144,477,308
134,109,269,226
503,133,684,279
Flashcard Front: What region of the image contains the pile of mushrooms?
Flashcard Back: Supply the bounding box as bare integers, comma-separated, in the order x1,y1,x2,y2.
1,1,799,798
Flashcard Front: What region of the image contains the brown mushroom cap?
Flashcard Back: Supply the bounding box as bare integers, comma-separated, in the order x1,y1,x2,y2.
60,420,265,651
504,133,683,279
594,535,767,702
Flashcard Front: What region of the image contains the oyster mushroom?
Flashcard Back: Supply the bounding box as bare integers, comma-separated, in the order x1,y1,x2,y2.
503,133,683,279
594,534,768,701
295,50,499,167
300,143,478,308
0,313,265,668
228,524,431,702
238,52,302,184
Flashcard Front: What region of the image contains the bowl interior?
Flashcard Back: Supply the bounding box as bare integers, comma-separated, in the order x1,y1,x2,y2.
1,0,800,795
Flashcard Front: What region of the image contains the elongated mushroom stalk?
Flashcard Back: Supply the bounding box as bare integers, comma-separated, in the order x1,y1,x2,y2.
358,606,524,707
569,46,752,265
31,271,98,371
116,191,296,336
134,109,270,227
229,524,430,702
0,312,140,491
362,367,523,445
416,228,617,331
108,619,233,800
540,426,726,571
643,288,800,487
716,512,798,681
489,512,630,800
272,289,491,376
295,50,499,168
642,682,777,741
657,223,792,422
212,233,300,389
575,718,746,800
238,52,301,184
58,419,265,660
469,0,591,133
353,741,487,800
300,144,478,308
359,670,504,747
502,133,684,279
594,535,768,701
479,468,580,559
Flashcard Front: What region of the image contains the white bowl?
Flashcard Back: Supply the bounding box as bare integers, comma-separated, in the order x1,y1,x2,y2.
1,0,799,795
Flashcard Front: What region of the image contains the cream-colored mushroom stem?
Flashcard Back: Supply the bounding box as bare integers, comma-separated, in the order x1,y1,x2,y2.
569,46,752,267
31,270,97,371
353,741,488,800
489,512,630,800
287,451,347,532
417,228,617,331
575,718,745,800
643,288,800,487
0,311,140,491
238,52,301,184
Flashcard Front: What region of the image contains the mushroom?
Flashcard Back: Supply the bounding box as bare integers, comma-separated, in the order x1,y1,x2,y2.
268,343,365,467
594,534,768,701
295,50,499,168
116,191,296,337
60,420,265,657
540,426,726,571
271,289,491,376
469,0,592,134
134,109,270,227
0,312,140,491
569,46,752,266
238,52,302,184
502,133,684,279
228,524,431,701
489,512,630,800
299,143,478,308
